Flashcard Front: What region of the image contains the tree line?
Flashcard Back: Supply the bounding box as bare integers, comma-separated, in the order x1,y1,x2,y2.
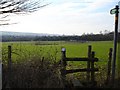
2,32,120,42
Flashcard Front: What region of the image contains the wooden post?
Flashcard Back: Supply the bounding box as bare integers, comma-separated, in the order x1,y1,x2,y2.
111,5,119,85
61,48,67,87
91,51,95,84
8,45,12,72
8,45,12,88
87,45,92,82
61,48,67,67
106,48,113,84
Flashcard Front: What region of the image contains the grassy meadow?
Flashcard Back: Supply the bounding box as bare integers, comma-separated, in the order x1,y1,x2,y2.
2,41,113,64
3,41,120,88
2,41,115,71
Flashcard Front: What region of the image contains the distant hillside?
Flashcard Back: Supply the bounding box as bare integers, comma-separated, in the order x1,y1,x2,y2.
1,31,117,42
1,31,59,36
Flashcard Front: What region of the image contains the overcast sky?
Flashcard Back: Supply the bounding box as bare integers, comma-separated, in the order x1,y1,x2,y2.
0,0,120,35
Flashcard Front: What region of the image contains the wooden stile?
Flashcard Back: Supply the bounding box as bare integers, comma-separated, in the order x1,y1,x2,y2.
60,46,99,87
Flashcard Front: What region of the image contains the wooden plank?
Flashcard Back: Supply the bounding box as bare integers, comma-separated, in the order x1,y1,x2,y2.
66,68,98,74
66,57,98,62
69,75,83,87
71,78,83,87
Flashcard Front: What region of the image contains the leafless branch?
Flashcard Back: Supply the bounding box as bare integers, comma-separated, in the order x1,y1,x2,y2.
0,0,48,14
0,0,49,25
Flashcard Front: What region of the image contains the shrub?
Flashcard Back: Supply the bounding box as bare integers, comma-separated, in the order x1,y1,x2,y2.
2,57,64,88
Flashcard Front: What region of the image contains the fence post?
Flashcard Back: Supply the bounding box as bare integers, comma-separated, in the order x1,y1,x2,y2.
91,51,95,85
61,48,67,87
87,45,92,82
8,45,12,88
106,48,113,84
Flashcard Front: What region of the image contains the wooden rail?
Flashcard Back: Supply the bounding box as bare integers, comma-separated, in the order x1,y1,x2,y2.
66,68,99,74
66,57,98,62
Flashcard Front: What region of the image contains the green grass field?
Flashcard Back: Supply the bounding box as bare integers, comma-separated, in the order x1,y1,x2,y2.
2,41,114,66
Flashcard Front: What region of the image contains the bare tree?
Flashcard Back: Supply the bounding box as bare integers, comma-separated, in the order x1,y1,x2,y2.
0,0,48,25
